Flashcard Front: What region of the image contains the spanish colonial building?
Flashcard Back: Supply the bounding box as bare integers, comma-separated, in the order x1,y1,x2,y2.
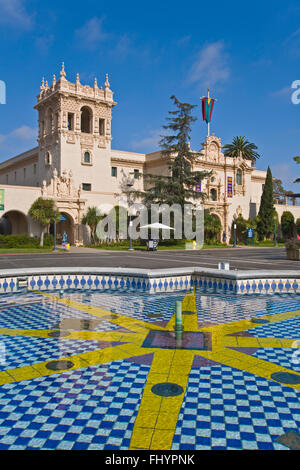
0,64,299,245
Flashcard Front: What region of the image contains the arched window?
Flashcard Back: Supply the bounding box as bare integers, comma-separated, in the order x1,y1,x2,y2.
236,168,242,185
81,106,92,133
84,151,91,163
45,151,51,166
210,188,217,201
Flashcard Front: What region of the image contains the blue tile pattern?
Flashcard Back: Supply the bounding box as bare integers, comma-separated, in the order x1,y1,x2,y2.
0,361,149,450
196,293,300,325
0,289,297,450
253,348,300,374
172,365,300,450
1,272,300,295
67,291,185,323
0,335,104,371
250,317,300,339
0,300,120,332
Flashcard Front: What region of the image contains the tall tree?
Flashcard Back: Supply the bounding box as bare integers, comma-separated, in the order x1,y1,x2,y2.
132,95,210,208
223,136,260,164
273,178,287,196
29,198,60,247
293,156,300,183
281,211,295,239
256,166,276,240
82,207,103,244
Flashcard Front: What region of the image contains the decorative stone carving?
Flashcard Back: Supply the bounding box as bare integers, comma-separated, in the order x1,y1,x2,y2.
41,180,47,196
58,171,69,196
66,133,76,144
80,134,94,146
209,142,219,162
235,205,243,218
98,136,106,148
42,168,81,199
202,135,223,163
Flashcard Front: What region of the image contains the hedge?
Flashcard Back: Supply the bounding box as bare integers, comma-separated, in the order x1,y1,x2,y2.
0,233,54,248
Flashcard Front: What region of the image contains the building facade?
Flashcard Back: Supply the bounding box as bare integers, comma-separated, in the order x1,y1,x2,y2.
0,63,299,245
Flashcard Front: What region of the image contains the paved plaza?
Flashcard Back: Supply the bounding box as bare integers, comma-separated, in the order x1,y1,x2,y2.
0,247,297,271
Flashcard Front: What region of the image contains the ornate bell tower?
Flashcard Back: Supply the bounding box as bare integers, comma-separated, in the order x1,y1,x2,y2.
34,62,117,192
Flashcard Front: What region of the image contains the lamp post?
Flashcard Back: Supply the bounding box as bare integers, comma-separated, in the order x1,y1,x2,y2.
53,202,58,252
126,181,134,251
129,215,133,250
274,220,277,247
233,222,237,248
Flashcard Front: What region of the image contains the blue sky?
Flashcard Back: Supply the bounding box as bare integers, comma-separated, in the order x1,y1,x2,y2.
0,0,300,190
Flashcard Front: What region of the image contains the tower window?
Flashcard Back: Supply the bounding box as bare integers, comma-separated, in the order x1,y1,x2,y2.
45,151,51,166
33,164,37,175
134,169,139,179
236,169,242,185
99,118,105,136
67,113,74,131
82,183,91,191
111,167,117,177
81,106,92,134
23,168,26,179
210,188,217,201
84,151,91,164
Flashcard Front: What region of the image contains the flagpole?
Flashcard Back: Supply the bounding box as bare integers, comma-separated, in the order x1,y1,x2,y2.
207,88,210,137
201,88,216,138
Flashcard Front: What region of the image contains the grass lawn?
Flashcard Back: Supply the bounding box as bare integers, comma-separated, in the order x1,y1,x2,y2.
253,241,284,247
0,248,62,253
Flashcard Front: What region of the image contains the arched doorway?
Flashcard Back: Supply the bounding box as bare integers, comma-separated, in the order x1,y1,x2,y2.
0,211,28,235
50,212,75,245
211,213,223,242
204,210,223,244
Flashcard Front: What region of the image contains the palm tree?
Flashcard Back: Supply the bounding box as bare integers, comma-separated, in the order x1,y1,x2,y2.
29,198,60,247
82,207,103,244
223,136,260,163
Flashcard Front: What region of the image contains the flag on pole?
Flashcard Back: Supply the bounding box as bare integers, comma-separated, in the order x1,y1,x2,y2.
201,96,215,124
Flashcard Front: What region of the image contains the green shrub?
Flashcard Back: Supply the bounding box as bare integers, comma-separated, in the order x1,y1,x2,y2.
0,234,41,248
281,211,295,239
43,233,54,247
